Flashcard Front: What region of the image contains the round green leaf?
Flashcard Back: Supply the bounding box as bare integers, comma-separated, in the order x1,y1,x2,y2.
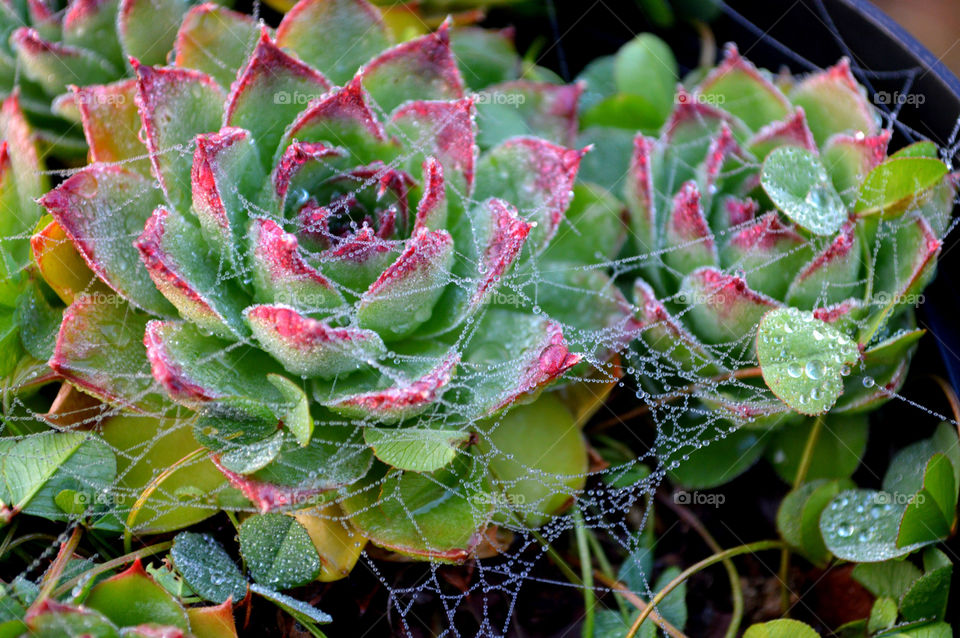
757,308,860,415
238,513,321,589
777,478,853,565
364,427,471,473
171,532,247,604
761,146,847,236
744,619,820,638
820,489,929,562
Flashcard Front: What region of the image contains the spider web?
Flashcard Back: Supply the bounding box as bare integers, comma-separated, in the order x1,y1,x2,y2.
1,0,959,636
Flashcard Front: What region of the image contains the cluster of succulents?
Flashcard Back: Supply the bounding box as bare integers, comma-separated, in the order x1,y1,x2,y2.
0,0,958,634
16,0,636,578
576,37,955,486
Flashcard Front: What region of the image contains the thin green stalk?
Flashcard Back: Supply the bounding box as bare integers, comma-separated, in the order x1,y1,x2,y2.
585,528,628,618
625,540,785,638
573,508,596,638
657,494,743,638
780,414,825,612
531,527,686,638
32,525,83,607
529,527,583,586
52,541,173,599
0,520,19,558
124,447,205,553
794,415,824,487
1,533,59,560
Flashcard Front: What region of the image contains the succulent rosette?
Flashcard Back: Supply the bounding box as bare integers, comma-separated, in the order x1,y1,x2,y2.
37,0,632,561
1,0,217,156
577,40,956,486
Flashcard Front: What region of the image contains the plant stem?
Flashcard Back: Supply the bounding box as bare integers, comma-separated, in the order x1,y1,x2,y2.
591,571,688,638
625,540,785,638
124,447,206,553
1,533,59,560
779,414,824,612
532,528,685,638
573,508,596,638
529,527,583,586
52,541,173,599
656,494,743,638
585,529,628,618
794,415,824,487
32,525,82,607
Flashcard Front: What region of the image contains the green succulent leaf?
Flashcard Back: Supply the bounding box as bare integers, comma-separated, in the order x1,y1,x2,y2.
364,427,471,473
15,280,59,362
539,183,625,266
756,308,860,415
118,0,188,65
696,45,791,131
267,374,314,447
239,513,321,589
450,27,517,91
891,140,939,159
84,561,189,630
172,4,260,88
475,81,580,149
342,457,488,561
275,0,389,85
612,34,677,126
23,601,119,638
475,394,586,528
760,146,847,236
171,532,248,604
853,157,948,218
